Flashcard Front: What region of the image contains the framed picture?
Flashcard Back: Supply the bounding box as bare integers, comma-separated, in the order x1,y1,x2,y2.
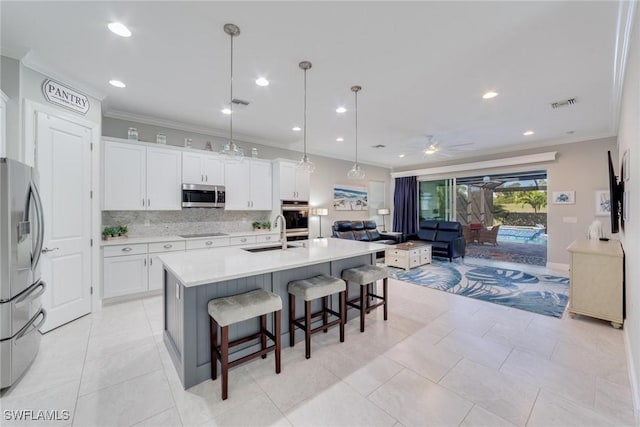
622,149,630,182
552,191,575,205
595,190,611,216
333,185,368,211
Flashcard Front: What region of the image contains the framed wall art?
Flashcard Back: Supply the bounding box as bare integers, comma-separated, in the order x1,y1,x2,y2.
333,185,368,211
595,190,611,216
552,191,575,205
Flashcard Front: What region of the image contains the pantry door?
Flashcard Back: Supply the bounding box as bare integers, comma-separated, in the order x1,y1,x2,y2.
36,112,93,332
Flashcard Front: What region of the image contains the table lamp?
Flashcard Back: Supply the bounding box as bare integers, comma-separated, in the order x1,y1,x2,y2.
310,207,329,238
377,208,390,232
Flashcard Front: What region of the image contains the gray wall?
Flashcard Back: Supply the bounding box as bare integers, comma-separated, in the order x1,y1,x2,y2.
393,137,617,266
617,5,640,421
102,116,393,237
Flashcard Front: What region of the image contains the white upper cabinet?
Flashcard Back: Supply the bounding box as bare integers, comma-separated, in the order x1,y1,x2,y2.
273,159,310,201
224,158,272,210
182,152,224,185
146,147,182,210
103,139,181,211
103,141,146,210
0,93,6,158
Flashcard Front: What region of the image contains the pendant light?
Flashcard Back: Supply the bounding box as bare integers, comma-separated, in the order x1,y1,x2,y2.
297,61,315,173
347,85,365,180
220,23,244,162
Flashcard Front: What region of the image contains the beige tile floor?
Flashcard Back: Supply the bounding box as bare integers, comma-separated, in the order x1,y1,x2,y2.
0,260,636,427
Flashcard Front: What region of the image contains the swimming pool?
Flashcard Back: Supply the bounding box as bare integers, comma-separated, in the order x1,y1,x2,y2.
497,226,547,245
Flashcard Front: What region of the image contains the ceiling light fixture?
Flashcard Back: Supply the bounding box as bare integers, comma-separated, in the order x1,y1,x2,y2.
255,77,269,87
108,22,131,37
399,154,405,158
297,61,315,173
221,108,232,115
482,91,499,99
336,137,344,142
347,85,365,180
523,130,535,136
219,23,244,162
336,106,347,113
292,126,301,132
109,79,126,88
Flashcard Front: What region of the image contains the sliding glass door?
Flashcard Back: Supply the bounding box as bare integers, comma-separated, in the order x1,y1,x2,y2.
418,178,455,221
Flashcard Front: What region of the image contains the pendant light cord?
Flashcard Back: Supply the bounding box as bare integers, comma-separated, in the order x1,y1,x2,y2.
303,67,307,158
229,32,234,145
354,89,358,167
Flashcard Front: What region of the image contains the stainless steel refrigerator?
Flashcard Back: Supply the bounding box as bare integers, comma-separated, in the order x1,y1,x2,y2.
0,157,47,389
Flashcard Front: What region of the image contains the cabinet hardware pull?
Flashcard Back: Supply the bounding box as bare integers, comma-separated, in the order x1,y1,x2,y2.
176,283,180,300
148,199,150,207
266,236,271,240
142,199,145,207
205,175,208,182
122,247,132,252
150,258,153,266
163,244,173,249
206,241,213,246
41,247,59,254
241,238,246,242
143,258,147,266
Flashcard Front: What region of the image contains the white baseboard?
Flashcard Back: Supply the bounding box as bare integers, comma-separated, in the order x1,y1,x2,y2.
624,327,640,425
546,262,570,272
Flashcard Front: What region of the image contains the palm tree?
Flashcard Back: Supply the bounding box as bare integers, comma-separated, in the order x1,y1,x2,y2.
519,191,547,213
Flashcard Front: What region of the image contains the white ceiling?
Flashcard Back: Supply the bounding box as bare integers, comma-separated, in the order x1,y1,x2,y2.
0,1,629,169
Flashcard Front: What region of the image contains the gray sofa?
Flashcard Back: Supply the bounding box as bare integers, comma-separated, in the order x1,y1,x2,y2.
331,220,402,245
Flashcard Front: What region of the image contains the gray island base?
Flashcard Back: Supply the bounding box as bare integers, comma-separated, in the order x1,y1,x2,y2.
157,238,387,389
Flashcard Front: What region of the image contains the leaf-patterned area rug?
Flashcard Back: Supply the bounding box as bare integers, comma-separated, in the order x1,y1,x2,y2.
386,260,570,318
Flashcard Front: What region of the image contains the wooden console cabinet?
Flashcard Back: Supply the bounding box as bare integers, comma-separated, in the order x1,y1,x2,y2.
567,238,624,328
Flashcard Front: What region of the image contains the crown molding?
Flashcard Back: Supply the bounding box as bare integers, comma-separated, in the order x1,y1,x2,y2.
391,151,558,179
21,51,106,101
611,0,637,136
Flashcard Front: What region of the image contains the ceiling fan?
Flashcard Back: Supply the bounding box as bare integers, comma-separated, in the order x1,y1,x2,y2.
420,135,475,158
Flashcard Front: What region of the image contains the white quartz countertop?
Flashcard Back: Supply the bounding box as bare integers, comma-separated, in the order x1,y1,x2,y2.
157,238,387,287
100,231,278,247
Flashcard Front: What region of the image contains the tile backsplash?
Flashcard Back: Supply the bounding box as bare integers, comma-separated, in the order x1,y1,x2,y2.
102,210,273,237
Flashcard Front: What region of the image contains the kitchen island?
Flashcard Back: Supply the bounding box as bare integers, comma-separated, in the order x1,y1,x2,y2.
158,238,387,389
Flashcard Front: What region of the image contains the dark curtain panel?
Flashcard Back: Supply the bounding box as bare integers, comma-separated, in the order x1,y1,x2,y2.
392,176,418,236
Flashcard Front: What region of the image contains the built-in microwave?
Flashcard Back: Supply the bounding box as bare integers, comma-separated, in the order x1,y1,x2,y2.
182,184,225,208
281,200,309,240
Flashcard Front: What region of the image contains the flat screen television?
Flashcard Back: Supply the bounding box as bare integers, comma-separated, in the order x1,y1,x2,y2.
608,150,624,234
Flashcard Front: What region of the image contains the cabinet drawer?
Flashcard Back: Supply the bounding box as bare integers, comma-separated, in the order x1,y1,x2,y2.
420,255,431,264
386,249,408,258
420,247,431,255
186,238,229,250
409,256,421,267
256,234,278,244
148,241,186,254
103,243,148,258
230,235,257,246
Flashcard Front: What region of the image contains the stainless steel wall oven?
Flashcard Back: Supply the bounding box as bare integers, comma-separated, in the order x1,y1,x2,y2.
281,200,309,241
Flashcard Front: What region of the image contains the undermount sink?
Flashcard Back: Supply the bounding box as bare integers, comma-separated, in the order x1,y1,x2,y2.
243,245,298,253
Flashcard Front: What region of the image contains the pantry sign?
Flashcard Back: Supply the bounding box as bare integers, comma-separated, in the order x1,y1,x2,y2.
42,79,90,115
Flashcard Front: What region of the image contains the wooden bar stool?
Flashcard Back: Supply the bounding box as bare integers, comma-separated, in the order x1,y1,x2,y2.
288,274,346,359
208,289,282,400
341,265,389,332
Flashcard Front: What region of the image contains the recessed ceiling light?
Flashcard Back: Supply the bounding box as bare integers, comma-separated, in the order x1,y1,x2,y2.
482,91,499,99
255,77,269,87
221,108,232,115
336,107,347,114
336,137,344,142
398,154,405,158
523,130,535,136
292,126,301,132
109,80,126,88
108,22,131,37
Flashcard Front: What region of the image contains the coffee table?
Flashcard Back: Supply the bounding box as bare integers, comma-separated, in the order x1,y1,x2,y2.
385,241,432,270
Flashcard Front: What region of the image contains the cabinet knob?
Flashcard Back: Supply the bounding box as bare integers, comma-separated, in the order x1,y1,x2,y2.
121,247,132,252
206,241,213,246
163,244,173,249
241,238,247,242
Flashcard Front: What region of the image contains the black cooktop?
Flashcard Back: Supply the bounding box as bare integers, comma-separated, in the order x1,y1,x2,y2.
178,232,228,238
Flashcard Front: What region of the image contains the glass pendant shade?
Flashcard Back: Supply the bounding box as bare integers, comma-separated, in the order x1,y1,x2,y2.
347,85,365,180
296,61,314,173
220,23,244,162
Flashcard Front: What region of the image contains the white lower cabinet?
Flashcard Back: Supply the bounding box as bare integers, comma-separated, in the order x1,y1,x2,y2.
103,253,149,299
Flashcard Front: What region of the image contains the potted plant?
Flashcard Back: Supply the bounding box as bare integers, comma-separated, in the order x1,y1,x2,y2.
102,225,129,240
252,221,271,231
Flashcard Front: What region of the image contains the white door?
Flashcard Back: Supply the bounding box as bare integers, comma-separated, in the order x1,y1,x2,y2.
36,112,92,332
250,160,272,210
224,161,251,210
278,161,296,200
182,152,203,184
146,147,181,210
202,155,225,185
103,141,146,210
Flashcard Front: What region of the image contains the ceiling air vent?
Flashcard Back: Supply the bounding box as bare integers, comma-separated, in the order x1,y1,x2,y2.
550,98,577,109
372,144,386,149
